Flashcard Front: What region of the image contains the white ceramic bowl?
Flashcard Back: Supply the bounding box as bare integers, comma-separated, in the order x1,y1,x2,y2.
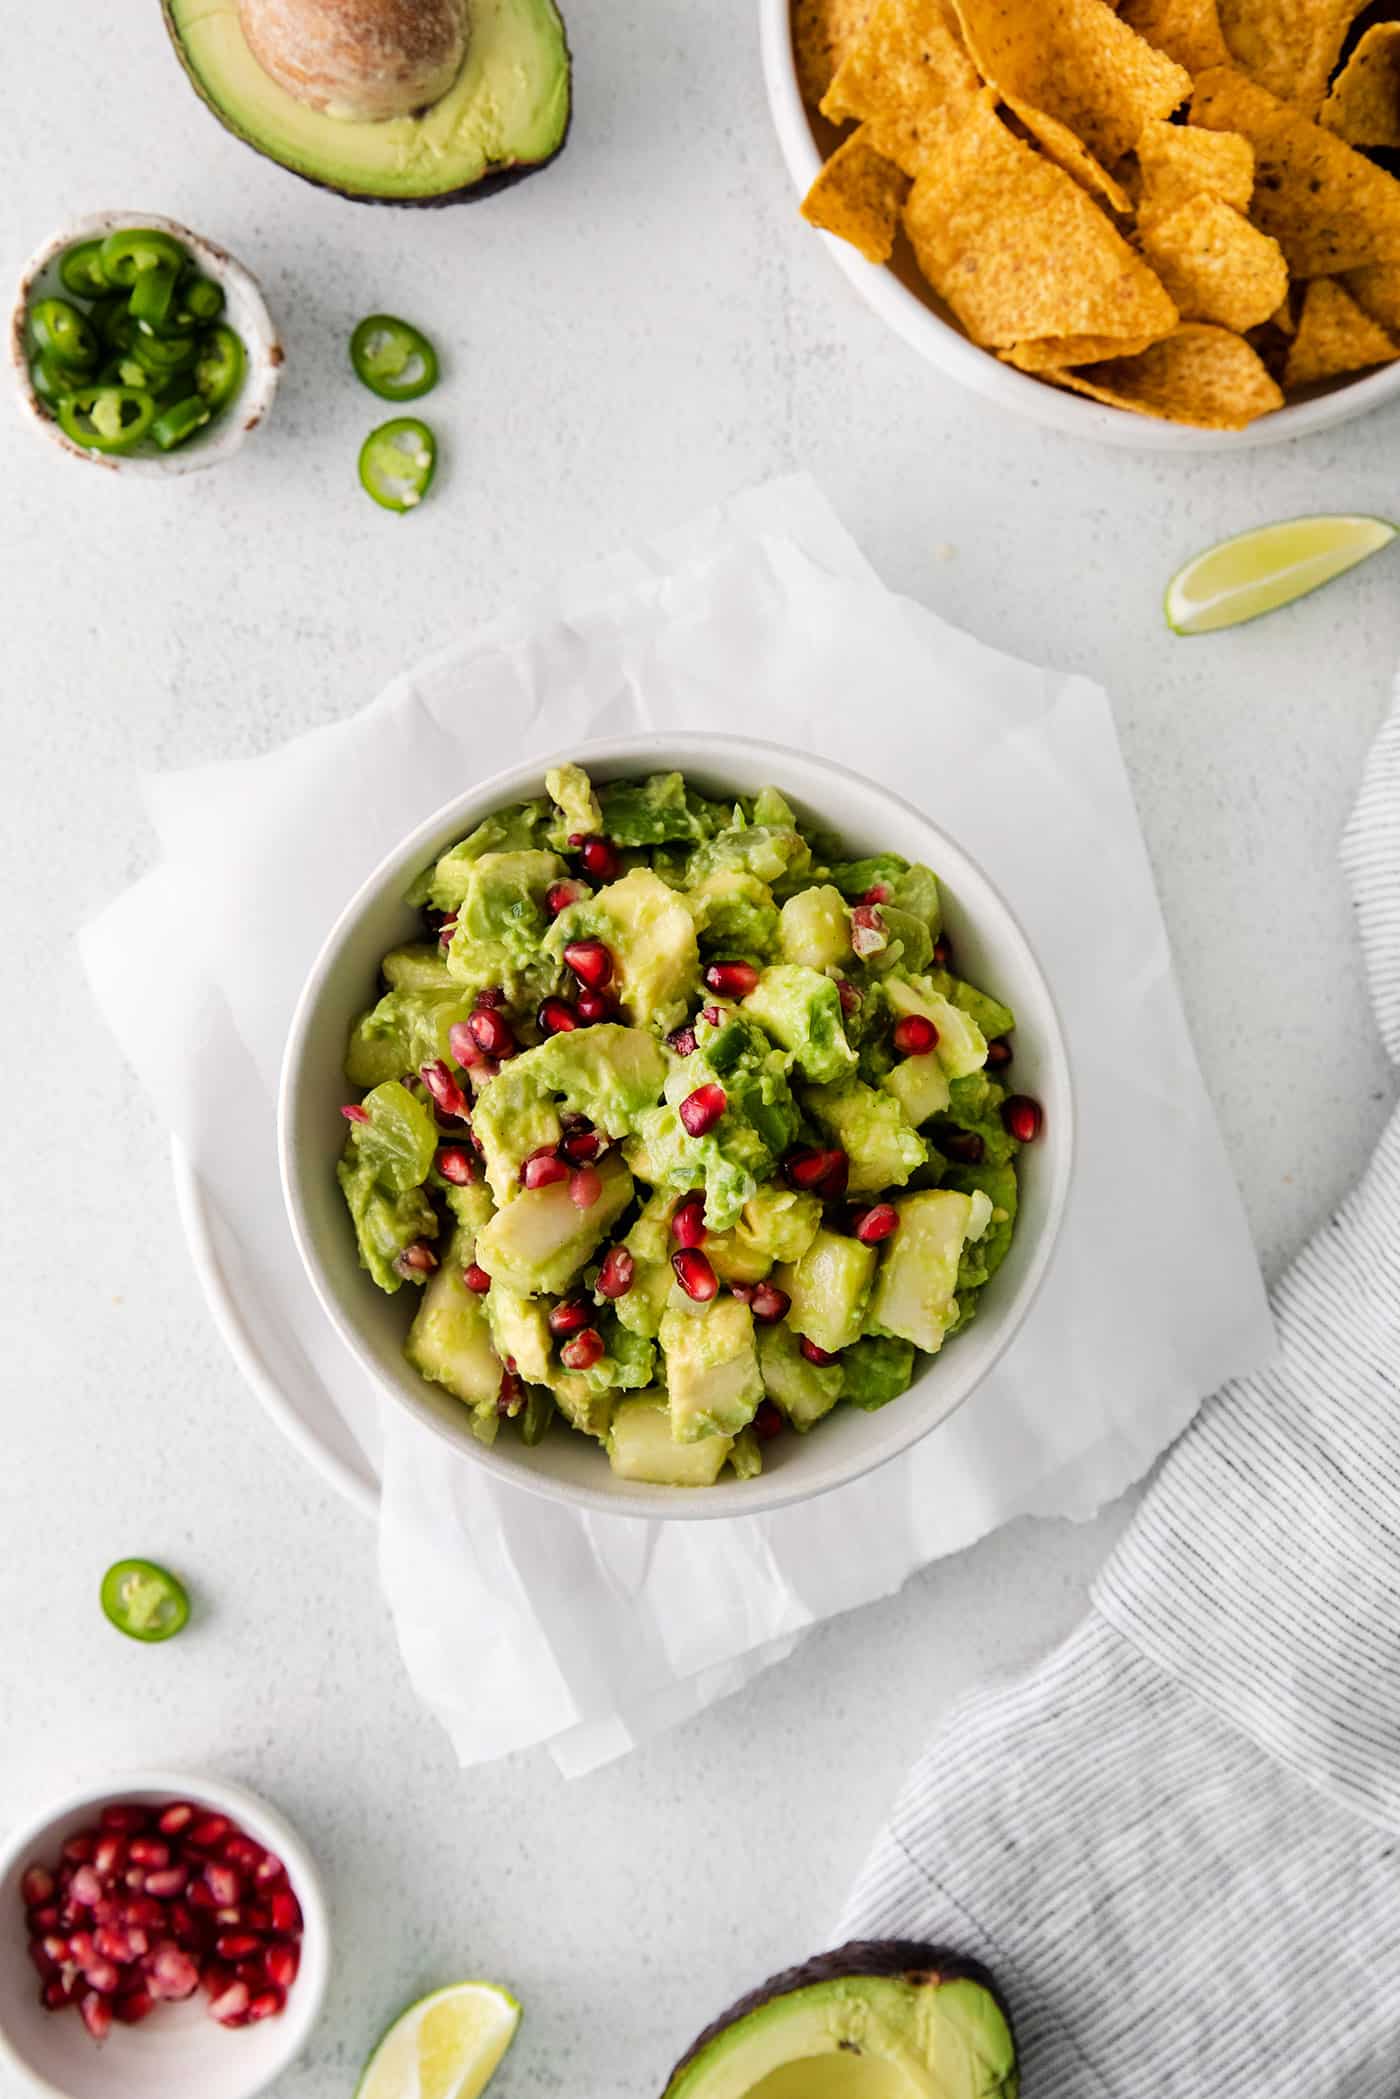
280,734,1074,1521
11,212,281,476
0,1771,328,2099
758,0,1400,451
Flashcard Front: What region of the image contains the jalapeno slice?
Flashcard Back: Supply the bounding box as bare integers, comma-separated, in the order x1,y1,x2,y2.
359,417,438,511
151,394,213,451
131,325,199,375
57,386,157,453
98,226,188,286
29,297,99,371
28,354,71,407
100,1559,190,1643
58,239,110,299
177,274,226,327
194,324,245,411
90,294,135,352
350,314,439,402
130,260,180,332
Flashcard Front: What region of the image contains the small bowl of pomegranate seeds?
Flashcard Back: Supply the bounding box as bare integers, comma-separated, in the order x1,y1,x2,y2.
0,1772,328,2099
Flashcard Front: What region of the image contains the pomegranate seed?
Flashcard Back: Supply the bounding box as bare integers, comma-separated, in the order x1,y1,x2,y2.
701,1005,724,1026
596,1245,635,1299
463,1263,492,1294
854,1203,899,1245
578,836,622,880
123,1895,166,1931
569,1166,603,1209
420,1059,470,1119
244,1903,273,1934
784,1146,849,1200
576,987,614,1023
667,1023,698,1056
253,1853,287,1889
127,1838,169,1870
748,1282,791,1323
497,1369,524,1418
671,1192,707,1247
986,1036,1013,1069
204,1864,242,1908
208,1980,251,2026
476,986,506,1009
28,1940,56,1980
187,1879,217,1912
436,1146,476,1186
1002,1094,1043,1142
100,1805,150,1834
127,1927,152,1958
216,1933,262,1962
704,960,759,998
932,936,953,969
201,1961,233,1999
63,1835,96,1865
679,1082,727,1136
800,1335,839,1365
469,1005,516,1058
522,1147,570,1189
123,1867,147,1892
84,1958,122,1995
32,1905,60,1933
537,995,578,1036
269,1890,302,1936
754,1399,785,1441
547,879,590,917
264,1941,299,1989
93,1835,126,1878
42,1933,72,1965
836,978,861,1018
340,1102,370,1124
548,1297,591,1337
560,1119,604,1164
93,1924,135,1965
559,1327,606,1370
42,1976,77,2011
892,1013,938,1056
447,1019,486,1068
157,1804,195,1838
70,1866,102,1909
114,1989,155,2025
862,883,891,904
850,904,886,958
248,1987,285,2022
671,1248,719,1301
149,1944,200,2001
22,1867,55,1908
729,1282,756,1304
80,1990,112,2041
941,1128,985,1165
563,938,614,990
394,1240,438,1277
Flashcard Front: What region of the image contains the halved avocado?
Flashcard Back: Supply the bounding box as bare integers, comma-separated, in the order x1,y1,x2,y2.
663,1941,1017,2099
162,0,571,206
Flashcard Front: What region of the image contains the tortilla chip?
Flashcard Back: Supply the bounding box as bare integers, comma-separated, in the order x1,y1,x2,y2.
951,0,1191,164
1266,291,1298,334
821,0,980,171
1341,261,1400,332
1005,332,1162,368
1025,322,1284,425
794,0,876,106
1135,118,1254,222
1140,192,1288,330
801,126,912,260
902,91,1180,346
1192,68,1400,275
1005,97,1133,213
1119,0,1231,72
1320,23,1400,149
1216,0,1366,114
1283,275,1399,388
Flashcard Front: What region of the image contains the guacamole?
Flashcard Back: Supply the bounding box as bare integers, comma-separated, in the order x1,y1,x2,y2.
335,763,1040,1487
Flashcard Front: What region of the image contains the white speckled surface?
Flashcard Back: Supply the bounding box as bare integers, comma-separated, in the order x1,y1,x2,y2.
3,3,1398,2094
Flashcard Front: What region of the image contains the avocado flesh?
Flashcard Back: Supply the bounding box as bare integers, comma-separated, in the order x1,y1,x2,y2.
164,0,571,204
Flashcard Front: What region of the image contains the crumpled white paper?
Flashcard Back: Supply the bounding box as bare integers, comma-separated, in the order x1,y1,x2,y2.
81,476,1275,1778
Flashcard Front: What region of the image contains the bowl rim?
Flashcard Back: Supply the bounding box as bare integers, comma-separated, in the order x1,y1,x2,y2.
10,211,282,478
0,1768,329,2099
756,0,1400,453
278,731,1075,1522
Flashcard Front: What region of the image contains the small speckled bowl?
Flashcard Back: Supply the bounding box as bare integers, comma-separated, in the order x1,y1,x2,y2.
0,1771,328,2099
11,213,282,476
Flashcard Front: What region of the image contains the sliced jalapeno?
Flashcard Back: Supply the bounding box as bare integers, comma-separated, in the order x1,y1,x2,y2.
58,239,110,299
350,314,439,402
28,354,72,408
151,394,213,451
100,1559,190,1643
176,274,226,326
193,323,245,411
131,325,199,375
359,417,438,512
90,294,135,352
57,386,157,454
98,226,188,286
130,260,180,332
29,297,99,371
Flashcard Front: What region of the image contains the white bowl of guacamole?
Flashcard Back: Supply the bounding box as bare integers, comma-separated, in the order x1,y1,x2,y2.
279,736,1074,1520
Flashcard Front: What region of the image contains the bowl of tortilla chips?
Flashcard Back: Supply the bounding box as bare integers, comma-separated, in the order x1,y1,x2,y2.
762,0,1400,445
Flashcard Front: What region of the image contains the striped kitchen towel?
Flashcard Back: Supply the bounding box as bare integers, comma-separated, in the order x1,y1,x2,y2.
839,695,1400,2098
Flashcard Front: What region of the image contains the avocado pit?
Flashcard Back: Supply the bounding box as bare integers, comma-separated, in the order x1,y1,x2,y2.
238,0,470,121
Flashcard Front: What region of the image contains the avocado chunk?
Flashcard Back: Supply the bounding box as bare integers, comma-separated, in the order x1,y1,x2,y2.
473,1152,632,1295
595,771,702,847
406,1240,504,1438
163,0,572,206
444,848,566,1008
882,1050,951,1128
867,1190,991,1355
688,870,781,961
483,1283,554,1384
778,884,852,971
758,1322,843,1430
926,967,1015,1043
409,800,553,911
608,1394,733,1486
380,943,456,993
777,1228,877,1356
344,985,475,1089
885,978,988,1080
841,1334,916,1410
637,1018,799,1231
550,866,700,1033
743,965,857,1083
336,1079,439,1293
544,763,601,848
664,1940,1017,2099
802,1080,928,1197
660,1297,764,1443
471,1023,667,1201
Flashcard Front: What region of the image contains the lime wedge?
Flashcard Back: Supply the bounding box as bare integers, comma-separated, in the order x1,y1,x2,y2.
356,1982,521,2099
1165,514,1396,635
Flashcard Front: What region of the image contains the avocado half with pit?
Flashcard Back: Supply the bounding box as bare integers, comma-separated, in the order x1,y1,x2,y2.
664,1941,1018,2099
162,0,571,205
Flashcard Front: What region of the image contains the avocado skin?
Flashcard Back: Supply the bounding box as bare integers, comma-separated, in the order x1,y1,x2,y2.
664,1939,1016,2093
159,1,572,207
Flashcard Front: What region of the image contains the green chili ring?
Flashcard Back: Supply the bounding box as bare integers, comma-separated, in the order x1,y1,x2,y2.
57,240,110,299
29,297,99,372
100,1559,190,1643
359,417,438,512
151,394,213,451
98,227,188,286
194,324,246,411
57,386,157,454
350,314,439,402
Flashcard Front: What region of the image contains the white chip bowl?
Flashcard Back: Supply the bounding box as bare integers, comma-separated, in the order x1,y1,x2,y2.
0,1772,329,2099
757,0,1400,451
11,212,281,477
280,734,1074,1521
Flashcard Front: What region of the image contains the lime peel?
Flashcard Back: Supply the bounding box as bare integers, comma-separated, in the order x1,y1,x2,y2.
356,1980,521,2099
1166,514,1397,635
